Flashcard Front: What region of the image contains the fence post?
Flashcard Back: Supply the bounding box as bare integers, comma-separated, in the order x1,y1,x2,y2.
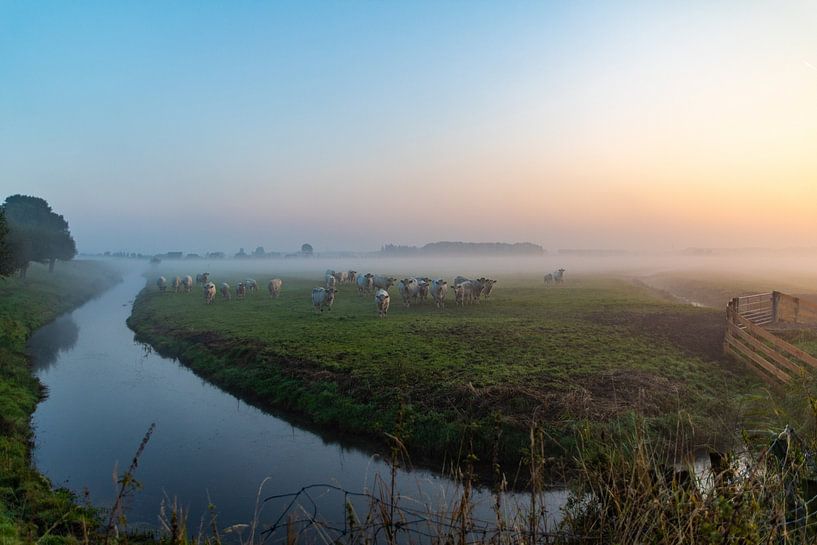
795,297,801,323
772,291,780,323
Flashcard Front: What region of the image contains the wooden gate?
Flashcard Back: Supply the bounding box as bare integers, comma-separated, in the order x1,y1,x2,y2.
724,292,817,385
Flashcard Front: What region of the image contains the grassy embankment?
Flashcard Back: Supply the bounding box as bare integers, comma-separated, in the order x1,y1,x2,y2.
0,260,120,545
128,270,763,469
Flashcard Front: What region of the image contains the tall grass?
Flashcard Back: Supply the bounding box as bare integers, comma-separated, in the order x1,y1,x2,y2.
96,402,817,545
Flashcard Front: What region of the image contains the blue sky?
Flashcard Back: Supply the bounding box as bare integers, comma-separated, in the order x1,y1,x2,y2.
2,2,816,254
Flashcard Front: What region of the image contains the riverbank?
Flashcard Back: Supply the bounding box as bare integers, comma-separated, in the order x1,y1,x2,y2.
0,260,120,544
127,271,762,471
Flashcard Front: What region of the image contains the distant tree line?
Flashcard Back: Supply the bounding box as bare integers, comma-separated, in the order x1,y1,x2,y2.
380,241,545,256
0,195,77,278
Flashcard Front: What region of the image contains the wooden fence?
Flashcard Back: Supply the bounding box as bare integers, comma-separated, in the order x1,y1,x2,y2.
724,291,817,385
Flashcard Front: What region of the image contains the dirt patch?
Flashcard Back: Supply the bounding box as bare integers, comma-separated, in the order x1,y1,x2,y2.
583,369,682,417
587,310,726,362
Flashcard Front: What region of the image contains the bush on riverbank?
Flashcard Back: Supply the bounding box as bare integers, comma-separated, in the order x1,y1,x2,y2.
0,260,120,544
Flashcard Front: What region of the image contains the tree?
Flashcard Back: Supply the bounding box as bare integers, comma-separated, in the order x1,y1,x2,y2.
301,243,313,255
2,195,77,276
0,209,16,277
254,246,266,257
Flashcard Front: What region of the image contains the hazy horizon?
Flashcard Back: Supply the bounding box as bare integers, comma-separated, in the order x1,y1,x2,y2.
2,1,816,254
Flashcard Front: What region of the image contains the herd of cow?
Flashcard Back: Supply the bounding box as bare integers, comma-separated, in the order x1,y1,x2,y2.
155,273,282,305
154,268,566,318
316,270,499,317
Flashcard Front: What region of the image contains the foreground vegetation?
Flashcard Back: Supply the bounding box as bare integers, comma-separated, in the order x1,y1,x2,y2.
128,270,762,470
0,260,119,544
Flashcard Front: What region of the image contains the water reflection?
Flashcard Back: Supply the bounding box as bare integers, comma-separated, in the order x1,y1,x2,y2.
27,314,80,372
30,271,569,534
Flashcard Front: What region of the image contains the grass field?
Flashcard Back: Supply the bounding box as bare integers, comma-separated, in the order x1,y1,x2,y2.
0,260,121,545
128,266,765,468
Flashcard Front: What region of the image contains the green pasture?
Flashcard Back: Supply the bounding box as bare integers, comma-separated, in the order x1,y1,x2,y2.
130,268,764,466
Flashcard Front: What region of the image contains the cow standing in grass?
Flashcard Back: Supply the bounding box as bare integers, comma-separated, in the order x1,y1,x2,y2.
245,279,258,294
182,275,193,293
334,271,348,284
268,278,283,298
375,288,390,317
236,282,246,299
172,276,182,293
431,279,448,308
372,275,397,291
357,273,374,295
157,276,167,292
196,272,210,286
481,278,497,299
453,284,466,306
221,282,231,300
325,274,337,289
545,269,565,285
416,277,431,303
399,278,428,307
204,282,216,304
312,287,337,313
347,271,357,284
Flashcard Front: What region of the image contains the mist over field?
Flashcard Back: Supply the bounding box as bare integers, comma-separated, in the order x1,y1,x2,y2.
136,253,817,289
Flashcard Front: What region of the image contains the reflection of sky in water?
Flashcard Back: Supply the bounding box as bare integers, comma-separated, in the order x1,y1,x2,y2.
30,271,568,534
27,314,79,372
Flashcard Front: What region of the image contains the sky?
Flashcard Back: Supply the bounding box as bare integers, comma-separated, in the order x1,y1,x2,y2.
1,1,816,254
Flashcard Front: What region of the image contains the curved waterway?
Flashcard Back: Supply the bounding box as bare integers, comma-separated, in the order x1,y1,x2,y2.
30,270,567,538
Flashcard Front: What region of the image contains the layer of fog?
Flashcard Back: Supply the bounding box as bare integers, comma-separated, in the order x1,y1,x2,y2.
112,253,817,292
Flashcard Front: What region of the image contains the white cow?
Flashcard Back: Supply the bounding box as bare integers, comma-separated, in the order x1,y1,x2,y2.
312,287,337,313
221,282,231,300
416,277,431,303
268,278,283,298
544,273,554,285
454,276,481,303
196,272,210,285
172,276,182,293
182,275,193,293
453,283,466,306
245,279,258,294
356,273,374,295
430,279,448,308
372,275,397,291
204,282,216,304
454,276,493,303
398,278,419,307
398,277,427,307
375,288,390,317
325,274,337,289
347,270,358,284
236,282,246,299
334,271,349,284
554,268,566,283
481,278,497,298
156,276,167,292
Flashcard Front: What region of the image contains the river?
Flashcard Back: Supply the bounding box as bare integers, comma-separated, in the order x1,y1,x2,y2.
29,270,568,540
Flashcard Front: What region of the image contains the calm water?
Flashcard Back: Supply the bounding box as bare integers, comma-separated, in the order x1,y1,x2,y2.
30,270,567,538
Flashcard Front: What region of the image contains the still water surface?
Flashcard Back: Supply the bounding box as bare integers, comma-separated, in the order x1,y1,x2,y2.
30,271,567,537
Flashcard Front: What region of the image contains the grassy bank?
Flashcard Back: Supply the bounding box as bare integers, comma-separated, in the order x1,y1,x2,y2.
0,260,120,545
128,270,761,470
